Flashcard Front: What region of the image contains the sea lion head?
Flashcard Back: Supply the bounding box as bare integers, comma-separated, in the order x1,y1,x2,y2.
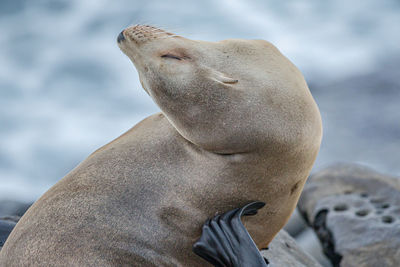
118,25,322,154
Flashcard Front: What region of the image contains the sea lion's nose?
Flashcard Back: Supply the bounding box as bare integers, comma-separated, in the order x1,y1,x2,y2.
117,30,126,43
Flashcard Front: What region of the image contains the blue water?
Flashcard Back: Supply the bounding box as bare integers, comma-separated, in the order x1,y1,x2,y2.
1,0,399,201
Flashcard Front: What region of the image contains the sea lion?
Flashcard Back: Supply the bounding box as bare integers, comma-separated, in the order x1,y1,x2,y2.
0,25,322,266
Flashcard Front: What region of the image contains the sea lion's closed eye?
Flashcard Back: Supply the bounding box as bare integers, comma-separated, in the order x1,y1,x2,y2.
161,54,182,60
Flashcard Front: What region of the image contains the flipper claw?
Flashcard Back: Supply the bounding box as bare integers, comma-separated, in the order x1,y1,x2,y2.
193,202,269,267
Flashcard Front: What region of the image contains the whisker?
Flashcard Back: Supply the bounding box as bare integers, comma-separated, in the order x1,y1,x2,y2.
158,35,179,40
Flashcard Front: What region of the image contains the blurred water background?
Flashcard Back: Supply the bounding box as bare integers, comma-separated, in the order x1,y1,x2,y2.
0,0,399,203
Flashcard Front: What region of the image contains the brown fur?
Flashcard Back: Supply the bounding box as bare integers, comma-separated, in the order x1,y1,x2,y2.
0,25,322,266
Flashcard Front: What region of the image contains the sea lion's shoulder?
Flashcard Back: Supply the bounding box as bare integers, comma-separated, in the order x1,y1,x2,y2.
90,112,175,157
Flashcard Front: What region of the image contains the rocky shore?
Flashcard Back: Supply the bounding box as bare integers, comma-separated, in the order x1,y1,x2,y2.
298,164,400,267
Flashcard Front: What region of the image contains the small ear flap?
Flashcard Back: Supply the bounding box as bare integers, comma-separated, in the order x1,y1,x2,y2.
210,70,238,84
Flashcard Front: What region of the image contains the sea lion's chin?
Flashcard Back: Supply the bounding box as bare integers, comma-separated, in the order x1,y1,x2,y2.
117,35,142,65
117,42,139,64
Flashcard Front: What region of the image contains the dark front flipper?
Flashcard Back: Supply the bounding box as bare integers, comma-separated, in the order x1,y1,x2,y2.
0,219,16,248
193,202,269,267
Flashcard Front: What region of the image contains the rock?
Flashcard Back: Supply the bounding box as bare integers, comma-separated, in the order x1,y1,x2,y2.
0,200,31,217
284,209,330,266
261,230,321,267
284,209,308,237
295,228,332,267
0,219,16,250
0,216,20,224
298,163,400,267
0,201,28,251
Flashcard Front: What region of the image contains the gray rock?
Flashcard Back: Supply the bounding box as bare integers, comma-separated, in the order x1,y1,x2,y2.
284,209,308,237
0,201,28,251
0,219,17,250
261,230,321,267
296,228,332,267
0,200,31,217
0,216,20,224
298,163,400,267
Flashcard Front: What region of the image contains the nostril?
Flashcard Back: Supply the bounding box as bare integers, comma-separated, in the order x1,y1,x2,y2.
117,30,126,43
